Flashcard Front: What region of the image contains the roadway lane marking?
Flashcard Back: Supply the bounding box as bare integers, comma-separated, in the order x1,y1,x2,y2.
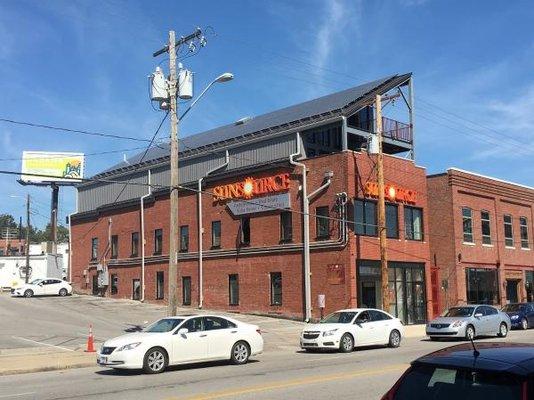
0,393,36,399
11,336,74,351
167,364,407,400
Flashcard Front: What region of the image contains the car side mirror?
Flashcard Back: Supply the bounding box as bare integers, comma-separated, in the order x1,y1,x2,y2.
38,283,44,286
355,318,368,324
474,313,483,318
176,328,189,336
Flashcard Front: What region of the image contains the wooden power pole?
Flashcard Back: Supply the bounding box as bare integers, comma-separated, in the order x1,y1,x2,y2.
168,30,179,317
376,94,389,312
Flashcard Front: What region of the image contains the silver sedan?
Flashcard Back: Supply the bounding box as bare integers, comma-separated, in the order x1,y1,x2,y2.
426,305,511,340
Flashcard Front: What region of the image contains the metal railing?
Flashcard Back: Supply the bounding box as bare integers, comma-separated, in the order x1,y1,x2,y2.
381,117,412,143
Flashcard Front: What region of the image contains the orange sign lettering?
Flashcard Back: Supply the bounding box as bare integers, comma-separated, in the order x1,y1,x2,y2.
213,173,290,201
364,182,417,204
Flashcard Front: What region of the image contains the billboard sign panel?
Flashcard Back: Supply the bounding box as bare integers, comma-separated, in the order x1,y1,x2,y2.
21,151,84,184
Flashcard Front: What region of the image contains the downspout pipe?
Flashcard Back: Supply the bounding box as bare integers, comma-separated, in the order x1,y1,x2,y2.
140,170,151,302
198,151,229,308
67,189,78,283
289,133,313,322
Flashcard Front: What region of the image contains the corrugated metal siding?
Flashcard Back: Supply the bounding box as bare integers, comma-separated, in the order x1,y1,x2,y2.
77,135,297,213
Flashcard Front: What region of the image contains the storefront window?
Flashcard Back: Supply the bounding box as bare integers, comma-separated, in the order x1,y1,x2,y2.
526,271,534,302
357,260,426,324
466,268,499,305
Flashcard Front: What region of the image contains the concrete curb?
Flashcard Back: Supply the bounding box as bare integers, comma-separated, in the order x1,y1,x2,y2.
0,361,96,376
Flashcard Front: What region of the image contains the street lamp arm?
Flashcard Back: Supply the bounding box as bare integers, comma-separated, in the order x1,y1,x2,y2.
179,80,216,122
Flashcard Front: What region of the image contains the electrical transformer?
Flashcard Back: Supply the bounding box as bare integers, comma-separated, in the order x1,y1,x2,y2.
150,66,168,101
178,68,193,100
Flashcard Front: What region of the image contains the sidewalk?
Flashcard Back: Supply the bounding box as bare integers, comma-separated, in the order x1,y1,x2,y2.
0,347,96,376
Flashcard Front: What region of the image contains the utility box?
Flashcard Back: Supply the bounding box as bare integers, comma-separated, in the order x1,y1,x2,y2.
178,69,193,100
150,67,168,101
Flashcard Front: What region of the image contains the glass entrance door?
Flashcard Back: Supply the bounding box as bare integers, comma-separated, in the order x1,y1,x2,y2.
506,280,519,303
361,281,377,308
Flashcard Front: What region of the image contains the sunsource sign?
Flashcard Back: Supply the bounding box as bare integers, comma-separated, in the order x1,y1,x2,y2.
213,173,290,201
364,182,416,204
21,151,85,184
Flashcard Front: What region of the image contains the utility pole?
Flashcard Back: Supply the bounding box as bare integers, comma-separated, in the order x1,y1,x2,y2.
167,30,179,317
376,94,389,312
25,194,30,284
153,28,203,317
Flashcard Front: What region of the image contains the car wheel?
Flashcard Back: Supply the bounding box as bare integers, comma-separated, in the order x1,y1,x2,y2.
339,333,354,353
465,325,475,340
498,322,508,337
388,330,401,348
24,289,33,298
59,288,68,297
143,347,167,374
521,318,528,330
230,341,250,365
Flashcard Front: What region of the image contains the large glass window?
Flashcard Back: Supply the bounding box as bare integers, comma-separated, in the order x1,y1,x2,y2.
355,200,377,236
466,268,499,305
156,271,164,300
111,235,118,259
91,238,98,261
280,212,292,242
405,206,423,241
154,229,163,255
386,204,399,239
462,207,473,243
270,272,282,305
131,232,139,257
526,271,534,302
240,218,250,245
504,215,514,247
211,221,221,248
481,211,491,245
182,276,191,305
229,274,239,305
180,225,189,252
316,206,330,239
520,217,529,249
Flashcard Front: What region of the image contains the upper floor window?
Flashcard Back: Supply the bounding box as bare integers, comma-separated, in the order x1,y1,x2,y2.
481,211,491,245
131,232,139,257
154,228,163,255
111,235,118,259
462,207,473,243
355,199,377,236
405,206,423,241
316,206,330,239
91,238,99,261
504,215,514,247
180,225,189,252
240,218,250,245
520,217,530,249
386,204,399,239
280,211,293,242
212,220,221,248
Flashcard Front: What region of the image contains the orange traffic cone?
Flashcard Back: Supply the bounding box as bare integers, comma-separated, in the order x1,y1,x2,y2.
85,324,96,353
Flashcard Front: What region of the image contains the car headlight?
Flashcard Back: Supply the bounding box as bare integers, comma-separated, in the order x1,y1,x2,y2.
511,315,519,320
117,342,142,351
322,329,338,337
451,320,465,328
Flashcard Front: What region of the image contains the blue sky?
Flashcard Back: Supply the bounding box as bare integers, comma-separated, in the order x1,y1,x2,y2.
1,0,533,228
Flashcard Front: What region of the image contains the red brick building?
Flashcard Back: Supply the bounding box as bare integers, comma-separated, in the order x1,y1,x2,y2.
428,168,534,315
70,73,433,323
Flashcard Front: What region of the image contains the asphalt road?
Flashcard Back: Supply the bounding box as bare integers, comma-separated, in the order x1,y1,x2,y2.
2,293,534,399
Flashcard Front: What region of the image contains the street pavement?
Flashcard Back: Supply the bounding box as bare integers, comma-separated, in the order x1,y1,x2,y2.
2,292,534,399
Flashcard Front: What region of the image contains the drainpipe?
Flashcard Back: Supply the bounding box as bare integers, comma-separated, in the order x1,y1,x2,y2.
289,134,312,322
67,212,73,283
140,169,152,302
341,116,348,151
198,151,229,308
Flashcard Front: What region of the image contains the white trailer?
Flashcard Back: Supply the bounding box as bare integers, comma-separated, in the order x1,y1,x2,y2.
0,254,63,290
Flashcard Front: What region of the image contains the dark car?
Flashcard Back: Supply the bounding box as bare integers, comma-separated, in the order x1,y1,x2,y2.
381,342,534,399
502,303,534,330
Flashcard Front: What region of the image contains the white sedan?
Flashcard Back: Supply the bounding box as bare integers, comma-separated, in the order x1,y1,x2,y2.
97,314,264,374
11,278,72,297
300,308,404,352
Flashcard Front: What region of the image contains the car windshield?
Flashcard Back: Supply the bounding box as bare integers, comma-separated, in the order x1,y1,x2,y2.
444,307,474,317
393,365,522,400
29,279,42,285
502,304,525,313
320,312,356,324
143,318,184,333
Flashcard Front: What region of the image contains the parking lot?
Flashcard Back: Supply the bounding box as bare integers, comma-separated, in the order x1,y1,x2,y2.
2,292,534,400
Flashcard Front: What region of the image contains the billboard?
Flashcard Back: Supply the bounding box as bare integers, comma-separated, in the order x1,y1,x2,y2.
21,151,85,184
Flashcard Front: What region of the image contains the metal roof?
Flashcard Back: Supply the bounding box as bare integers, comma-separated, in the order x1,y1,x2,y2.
96,73,410,178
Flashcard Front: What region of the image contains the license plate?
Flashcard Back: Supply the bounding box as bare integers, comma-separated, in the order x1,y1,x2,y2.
98,356,107,364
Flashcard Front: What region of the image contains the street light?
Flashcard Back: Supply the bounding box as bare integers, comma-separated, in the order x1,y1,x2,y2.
179,72,234,121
